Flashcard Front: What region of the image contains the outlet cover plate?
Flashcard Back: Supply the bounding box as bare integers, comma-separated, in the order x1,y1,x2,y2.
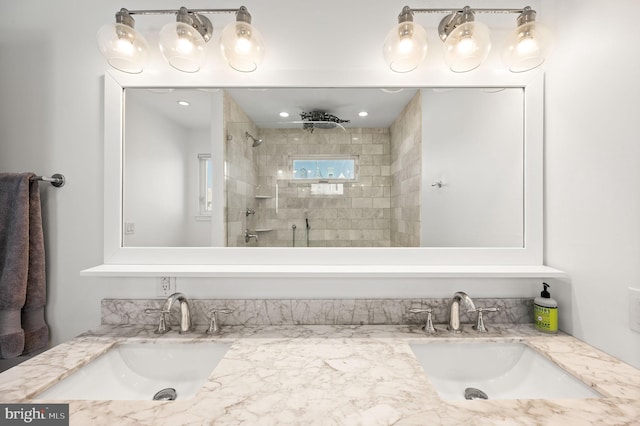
156,277,176,297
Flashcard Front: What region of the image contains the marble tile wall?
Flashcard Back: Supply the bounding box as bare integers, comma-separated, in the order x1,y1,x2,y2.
251,127,392,247
225,93,260,247
390,92,422,247
102,298,534,327
223,90,425,248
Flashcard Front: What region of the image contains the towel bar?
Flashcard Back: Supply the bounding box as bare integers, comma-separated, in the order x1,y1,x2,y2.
30,174,65,188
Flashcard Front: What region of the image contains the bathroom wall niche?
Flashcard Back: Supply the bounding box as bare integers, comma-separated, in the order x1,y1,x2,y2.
101,71,543,267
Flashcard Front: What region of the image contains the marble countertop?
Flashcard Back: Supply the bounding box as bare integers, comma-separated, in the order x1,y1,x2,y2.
0,324,638,425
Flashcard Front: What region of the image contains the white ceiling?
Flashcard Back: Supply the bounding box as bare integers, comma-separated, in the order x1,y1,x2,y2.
127,87,419,130
225,88,419,129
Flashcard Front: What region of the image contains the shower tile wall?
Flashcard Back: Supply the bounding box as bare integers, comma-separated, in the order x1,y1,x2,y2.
224,90,422,247
254,128,392,247
225,93,259,246
390,92,422,247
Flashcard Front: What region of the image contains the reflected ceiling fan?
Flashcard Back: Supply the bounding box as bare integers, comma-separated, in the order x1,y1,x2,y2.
299,110,350,132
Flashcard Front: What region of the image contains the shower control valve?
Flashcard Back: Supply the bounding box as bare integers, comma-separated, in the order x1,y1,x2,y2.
244,229,258,243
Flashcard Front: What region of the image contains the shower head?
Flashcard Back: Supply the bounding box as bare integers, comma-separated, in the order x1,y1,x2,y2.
245,131,263,147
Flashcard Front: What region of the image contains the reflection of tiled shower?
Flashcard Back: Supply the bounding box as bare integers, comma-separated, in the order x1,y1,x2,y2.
224,92,260,247
254,127,394,247
224,91,422,247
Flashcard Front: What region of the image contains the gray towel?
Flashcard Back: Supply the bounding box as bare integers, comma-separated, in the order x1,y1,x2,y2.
22,175,49,354
0,173,49,358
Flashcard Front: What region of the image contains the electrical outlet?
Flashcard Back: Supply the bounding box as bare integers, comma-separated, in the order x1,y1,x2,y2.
156,277,176,297
629,287,640,333
124,222,135,235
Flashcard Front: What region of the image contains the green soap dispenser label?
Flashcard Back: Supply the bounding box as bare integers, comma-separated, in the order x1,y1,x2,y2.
534,304,558,333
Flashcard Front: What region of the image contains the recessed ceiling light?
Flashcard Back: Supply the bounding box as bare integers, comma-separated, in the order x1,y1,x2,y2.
358,111,368,117
279,111,290,118
177,100,190,107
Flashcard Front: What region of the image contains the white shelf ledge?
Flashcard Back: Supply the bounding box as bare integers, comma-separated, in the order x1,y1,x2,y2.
81,264,564,278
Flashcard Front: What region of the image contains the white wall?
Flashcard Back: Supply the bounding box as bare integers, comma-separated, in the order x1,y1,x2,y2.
124,98,189,246
544,0,640,368
0,0,638,368
421,88,524,247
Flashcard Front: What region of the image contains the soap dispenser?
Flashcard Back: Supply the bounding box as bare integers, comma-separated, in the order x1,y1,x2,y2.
534,283,558,333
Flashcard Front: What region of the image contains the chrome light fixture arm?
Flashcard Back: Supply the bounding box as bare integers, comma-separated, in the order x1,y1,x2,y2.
114,6,241,41
122,8,240,17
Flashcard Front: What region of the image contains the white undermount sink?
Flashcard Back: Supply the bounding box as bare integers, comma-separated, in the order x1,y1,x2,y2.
410,341,602,401
35,341,231,401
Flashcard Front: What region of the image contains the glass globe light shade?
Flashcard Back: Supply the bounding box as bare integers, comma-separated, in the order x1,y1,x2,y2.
382,21,428,73
96,23,149,74
443,21,491,72
159,22,207,73
220,21,265,72
503,22,553,72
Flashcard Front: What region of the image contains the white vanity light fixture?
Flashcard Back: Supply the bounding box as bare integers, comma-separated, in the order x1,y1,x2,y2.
158,7,212,73
97,6,265,74
502,7,553,73
382,6,428,73
383,5,551,73
439,6,491,72
96,9,149,74
220,6,265,72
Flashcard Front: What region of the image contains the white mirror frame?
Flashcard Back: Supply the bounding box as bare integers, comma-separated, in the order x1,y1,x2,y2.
96,71,544,274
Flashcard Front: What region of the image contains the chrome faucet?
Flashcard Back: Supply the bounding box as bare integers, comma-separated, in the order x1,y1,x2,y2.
245,229,258,243
448,291,476,333
155,292,192,334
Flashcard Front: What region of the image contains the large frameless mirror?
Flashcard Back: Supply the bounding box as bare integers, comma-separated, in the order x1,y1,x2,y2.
123,87,524,249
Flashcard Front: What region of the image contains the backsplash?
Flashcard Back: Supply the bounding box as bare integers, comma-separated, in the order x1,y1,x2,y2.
102,298,533,327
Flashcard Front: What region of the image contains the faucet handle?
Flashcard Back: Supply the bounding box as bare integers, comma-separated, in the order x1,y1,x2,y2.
144,308,172,334
407,308,437,334
473,307,501,333
209,308,233,314
206,308,233,335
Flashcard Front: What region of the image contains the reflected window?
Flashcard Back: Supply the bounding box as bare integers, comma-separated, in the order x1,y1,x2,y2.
291,156,358,181
198,154,213,214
